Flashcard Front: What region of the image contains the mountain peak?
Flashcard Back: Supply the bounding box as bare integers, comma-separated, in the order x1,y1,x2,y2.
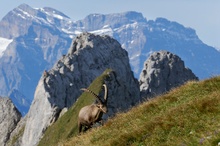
67,32,121,55
146,17,200,43
80,11,146,31
122,11,145,20
36,7,70,19
14,3,37,18
108,11,146,23
17,3,32,10
0,4,74,39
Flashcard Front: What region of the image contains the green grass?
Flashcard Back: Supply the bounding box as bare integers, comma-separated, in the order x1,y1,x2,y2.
38,69,113,146
60,76,220,146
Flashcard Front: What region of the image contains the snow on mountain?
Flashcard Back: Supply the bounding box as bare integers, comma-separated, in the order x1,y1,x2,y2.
0,4,76,39
0,37,12,57
90,25,114,36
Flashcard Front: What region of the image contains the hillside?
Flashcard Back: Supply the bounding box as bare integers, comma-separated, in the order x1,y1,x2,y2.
38,69,113,146
51,76,220,146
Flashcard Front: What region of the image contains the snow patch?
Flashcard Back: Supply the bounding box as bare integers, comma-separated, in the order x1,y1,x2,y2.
17,14,26,19
52,13,64,20
89,26,113,36
16,8,33,19
69,35,74,39
125,22,138,29
215,47,220,52
0,37,13,57
74,30,82,35
39,8,66,20
130,53,141,60
61,28,74,34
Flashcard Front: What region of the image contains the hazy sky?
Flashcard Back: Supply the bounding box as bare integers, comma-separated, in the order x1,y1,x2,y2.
0,0,219,48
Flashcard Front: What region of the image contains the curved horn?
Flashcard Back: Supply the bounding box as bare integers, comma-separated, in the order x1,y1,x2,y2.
80,88,103,104
103,84,108,103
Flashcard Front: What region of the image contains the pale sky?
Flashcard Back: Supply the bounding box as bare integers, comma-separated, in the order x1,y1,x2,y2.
0,0,219,48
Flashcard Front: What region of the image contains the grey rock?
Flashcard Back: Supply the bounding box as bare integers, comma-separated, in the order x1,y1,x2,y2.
21,33,140,146
103,71,140,119
6,116,27,146
139,51,198,98
0,97,21,146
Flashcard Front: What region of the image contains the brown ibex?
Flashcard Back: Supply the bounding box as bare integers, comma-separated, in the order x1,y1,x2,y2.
78,84,108,133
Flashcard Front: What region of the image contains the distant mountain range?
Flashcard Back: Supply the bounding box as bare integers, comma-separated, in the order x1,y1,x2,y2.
0,4,220,115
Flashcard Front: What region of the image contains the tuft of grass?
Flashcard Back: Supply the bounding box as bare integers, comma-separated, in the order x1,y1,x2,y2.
38,69,113,146
61,76,220,146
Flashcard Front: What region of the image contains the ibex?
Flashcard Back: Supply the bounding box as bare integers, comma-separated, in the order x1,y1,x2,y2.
78,84,108,133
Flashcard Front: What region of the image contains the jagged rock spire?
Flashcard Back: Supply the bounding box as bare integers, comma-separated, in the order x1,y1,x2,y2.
139,51,198,98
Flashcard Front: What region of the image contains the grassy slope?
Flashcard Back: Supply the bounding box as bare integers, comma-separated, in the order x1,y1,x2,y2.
38,69,112,146
61,76,220,146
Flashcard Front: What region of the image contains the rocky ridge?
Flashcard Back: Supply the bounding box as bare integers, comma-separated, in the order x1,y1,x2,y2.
139,51,198,98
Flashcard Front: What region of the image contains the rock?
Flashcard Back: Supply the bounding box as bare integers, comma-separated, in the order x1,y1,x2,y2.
0,97,21,146
6,116,27,146
102,70,140,119
139,51,198,98
58,107,68,118
21,33,140,146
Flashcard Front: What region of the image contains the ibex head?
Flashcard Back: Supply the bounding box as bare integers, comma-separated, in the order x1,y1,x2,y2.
78,84,108,133
80,84,108,112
